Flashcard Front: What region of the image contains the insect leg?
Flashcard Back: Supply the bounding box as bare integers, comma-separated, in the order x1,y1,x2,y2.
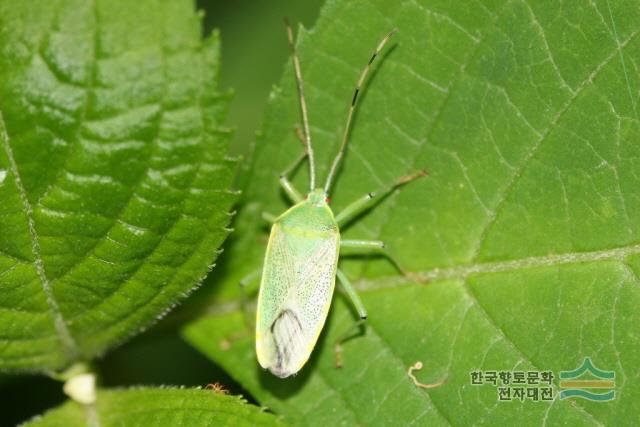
336,268,367,319
279,150,306,203
219,268,262,350
240,268,262,322
335,169,427,226
262,212,278,224
340,239,419,279
340,239,384,250
239,268,262,294
334,268,367,368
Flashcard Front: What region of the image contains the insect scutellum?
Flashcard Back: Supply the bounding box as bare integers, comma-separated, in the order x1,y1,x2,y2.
253,21,427,379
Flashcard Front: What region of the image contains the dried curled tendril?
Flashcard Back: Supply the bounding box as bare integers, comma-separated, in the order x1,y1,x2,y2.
407,361,446,389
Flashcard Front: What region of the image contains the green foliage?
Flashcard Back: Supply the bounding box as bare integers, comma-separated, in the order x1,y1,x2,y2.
0,0,237,374
185,0,640,425
23,388,284,426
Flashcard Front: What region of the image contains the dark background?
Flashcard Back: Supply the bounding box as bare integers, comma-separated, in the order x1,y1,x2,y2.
0,1,324,425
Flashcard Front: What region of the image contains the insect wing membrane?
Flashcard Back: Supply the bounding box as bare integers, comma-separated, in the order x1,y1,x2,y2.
256,207,339,378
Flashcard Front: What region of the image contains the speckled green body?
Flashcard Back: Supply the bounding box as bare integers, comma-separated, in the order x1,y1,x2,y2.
256,190,340,378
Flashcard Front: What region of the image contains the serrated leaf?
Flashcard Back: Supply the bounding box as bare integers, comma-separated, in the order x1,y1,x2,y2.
0,0,237,372
185,0,640,425
22,387,285,426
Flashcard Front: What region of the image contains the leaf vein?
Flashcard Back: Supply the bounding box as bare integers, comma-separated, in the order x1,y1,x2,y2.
365,319,453,426
462,280,605,426
471,28,640,259
0,112,79,360
353,242,640,291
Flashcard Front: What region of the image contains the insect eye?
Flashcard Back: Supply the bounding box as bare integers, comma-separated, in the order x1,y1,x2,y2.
325,197,331,204
304,195,308,200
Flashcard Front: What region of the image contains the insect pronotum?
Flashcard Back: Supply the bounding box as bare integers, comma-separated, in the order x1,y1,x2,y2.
255,20,426,378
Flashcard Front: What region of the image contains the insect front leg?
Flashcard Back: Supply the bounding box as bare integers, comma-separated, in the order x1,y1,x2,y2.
334,268,367,369
279,150,307,203
261,212,277,224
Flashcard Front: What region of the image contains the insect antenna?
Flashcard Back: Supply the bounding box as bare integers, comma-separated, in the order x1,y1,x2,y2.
323,29,397,194
285,18,316,191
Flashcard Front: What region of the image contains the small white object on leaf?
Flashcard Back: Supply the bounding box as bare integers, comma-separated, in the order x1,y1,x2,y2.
63,372,97,405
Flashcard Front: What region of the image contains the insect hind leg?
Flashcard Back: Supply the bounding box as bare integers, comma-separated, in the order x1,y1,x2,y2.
219,268,261,350
335,268,367,369
239,268,262,329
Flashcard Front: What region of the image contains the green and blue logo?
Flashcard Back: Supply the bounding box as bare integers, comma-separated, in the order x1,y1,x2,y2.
559,357,615,401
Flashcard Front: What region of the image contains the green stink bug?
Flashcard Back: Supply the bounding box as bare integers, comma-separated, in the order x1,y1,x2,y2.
255,22,425,378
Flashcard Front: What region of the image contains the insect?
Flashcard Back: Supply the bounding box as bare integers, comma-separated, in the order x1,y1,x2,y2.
255,21,426,378
204,382,229,395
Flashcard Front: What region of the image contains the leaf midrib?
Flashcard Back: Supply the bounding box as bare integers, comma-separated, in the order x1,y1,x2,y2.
352,7,635,423
0,112,79,359
0,0,104,364
351,242,640,291
202,241,640,318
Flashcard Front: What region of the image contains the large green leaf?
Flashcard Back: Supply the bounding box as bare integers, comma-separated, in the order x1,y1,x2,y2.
0,0,237,372
185,0,640,425
22,387,284,426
